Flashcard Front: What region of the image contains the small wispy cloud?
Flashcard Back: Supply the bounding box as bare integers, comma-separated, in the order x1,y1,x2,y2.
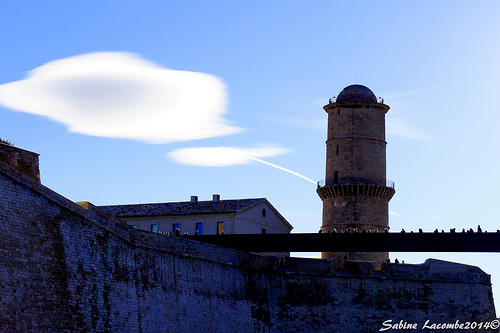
386,117,428,140
389,211,400,216
431,215,443,220
381,88,434,100
168,145,318,184
168,145,290,167
282,115,325,131
0,52,241,143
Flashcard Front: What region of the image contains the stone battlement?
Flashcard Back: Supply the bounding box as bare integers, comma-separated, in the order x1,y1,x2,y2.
0,142,40,183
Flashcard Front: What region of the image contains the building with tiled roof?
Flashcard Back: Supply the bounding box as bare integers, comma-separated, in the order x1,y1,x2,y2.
98,194,293,243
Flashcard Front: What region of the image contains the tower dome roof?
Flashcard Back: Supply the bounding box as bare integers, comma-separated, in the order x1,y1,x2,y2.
336,84,377,103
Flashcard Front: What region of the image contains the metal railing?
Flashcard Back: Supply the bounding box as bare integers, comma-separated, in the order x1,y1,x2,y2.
328,96,385,104
317,177,395,189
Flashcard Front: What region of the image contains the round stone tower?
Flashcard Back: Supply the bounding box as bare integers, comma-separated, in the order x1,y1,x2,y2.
317,84,395,264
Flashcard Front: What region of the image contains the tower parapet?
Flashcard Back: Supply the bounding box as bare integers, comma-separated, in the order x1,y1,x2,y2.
318,84,394,264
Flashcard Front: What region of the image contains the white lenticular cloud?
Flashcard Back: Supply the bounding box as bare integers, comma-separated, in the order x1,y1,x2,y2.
168,146,291,167
0,52,241,143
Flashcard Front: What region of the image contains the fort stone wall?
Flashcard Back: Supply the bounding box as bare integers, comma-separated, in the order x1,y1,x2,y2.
0,142,40,182
0,160,497,332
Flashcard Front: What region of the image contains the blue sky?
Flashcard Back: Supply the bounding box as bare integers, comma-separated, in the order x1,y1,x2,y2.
1,1,500,312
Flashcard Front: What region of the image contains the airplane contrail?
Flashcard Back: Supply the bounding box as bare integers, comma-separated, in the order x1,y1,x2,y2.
249,156,317,185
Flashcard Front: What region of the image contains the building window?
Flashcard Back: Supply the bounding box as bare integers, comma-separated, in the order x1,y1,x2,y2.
261,208,267,218
336,144,339,156
262,228,267,234
196,222,203,235
151,224,158,233
217,221,224,235
334,171,339,184
172,223,180,234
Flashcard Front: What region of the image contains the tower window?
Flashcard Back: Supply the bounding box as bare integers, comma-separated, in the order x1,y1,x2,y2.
334,171,339,184
151,224,158,233
336,145,339,156
261,208,267,218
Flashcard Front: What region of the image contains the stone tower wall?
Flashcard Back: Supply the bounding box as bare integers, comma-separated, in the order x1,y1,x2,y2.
0,162,496,332
325,104,388,183
321,194,390,228
319,92,394,263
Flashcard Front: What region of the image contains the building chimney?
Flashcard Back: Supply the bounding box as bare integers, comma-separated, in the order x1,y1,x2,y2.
213,194,220,202
190,195,198,203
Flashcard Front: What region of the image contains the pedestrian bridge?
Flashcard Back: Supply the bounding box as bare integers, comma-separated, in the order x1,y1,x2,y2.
184,232,500,253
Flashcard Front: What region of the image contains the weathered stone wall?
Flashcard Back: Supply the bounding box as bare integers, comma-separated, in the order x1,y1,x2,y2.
0,161,497,332
324,104,388,184
0,142,40,182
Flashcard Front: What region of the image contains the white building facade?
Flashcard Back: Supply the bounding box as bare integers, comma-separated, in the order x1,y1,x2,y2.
99,194,293,237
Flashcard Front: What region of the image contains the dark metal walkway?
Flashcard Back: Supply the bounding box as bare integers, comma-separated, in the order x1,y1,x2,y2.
183,232,500,252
